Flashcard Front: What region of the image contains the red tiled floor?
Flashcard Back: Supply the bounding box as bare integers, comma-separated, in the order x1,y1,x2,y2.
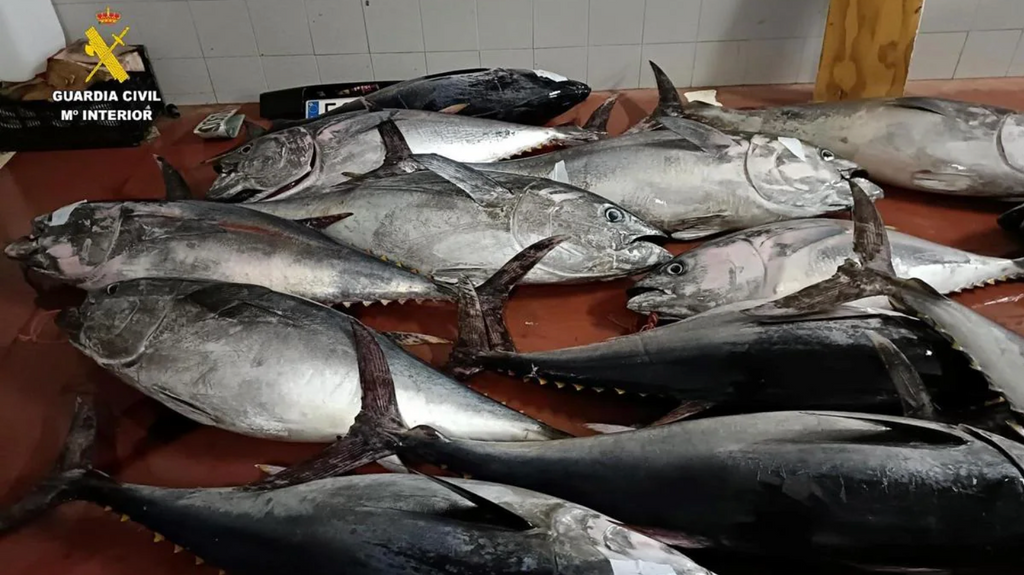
2,79,1024,574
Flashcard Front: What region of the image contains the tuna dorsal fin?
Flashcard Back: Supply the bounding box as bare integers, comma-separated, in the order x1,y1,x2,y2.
889,97,961,117
377,119,412,166
650,60,685,119
413,154,513,207
409,469,535,531
658,116,734,154
866,332,937,420
583,94,619,132
154,156,193,201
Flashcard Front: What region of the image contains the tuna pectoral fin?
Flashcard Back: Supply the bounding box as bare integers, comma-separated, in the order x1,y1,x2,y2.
244,321,408,491
658,116,734,155
651,400,714,426
296,213,352,230
446,236,568,379
413,153,513,207
410,470,535,531
155,156,192,201
867,332,937,421
911,170,977,193
670,214,730,240
0,397,100,532
746,182,903,318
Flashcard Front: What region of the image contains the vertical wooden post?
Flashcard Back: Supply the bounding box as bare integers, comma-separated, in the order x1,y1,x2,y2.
813,0,924,102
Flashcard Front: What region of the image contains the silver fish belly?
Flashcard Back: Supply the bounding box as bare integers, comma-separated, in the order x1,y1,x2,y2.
681,97,1024,196
247,170,670,284
3,200,447,305
477,129,881,240
59,279,560,443
208,109,595,202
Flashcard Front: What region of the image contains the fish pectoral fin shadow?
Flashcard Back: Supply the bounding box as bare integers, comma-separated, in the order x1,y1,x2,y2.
408,469,534,531
242,321,407,491
866,332,937,421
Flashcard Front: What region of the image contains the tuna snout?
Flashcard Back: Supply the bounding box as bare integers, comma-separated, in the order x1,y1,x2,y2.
4,237,39,261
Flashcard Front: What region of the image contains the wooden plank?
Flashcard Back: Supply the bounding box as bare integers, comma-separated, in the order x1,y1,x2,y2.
813,0,924,101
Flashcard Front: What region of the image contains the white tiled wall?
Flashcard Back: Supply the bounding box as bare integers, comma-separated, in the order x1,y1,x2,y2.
49,0,1024,106
911,0,1024,80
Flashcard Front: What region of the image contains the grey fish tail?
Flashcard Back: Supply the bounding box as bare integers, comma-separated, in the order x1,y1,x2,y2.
243,321,408,490
0,396,107,533
445,236,568,379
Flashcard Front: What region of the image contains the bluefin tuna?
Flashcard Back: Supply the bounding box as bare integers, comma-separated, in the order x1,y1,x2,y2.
54,238,567,444
0,398,715,575
628,218,1024,318
281,67,591,127
674,90,1024,197
476,110,881,240
207,108,599,202
247,121,670,284
3,200,448,306
247,324,1024,572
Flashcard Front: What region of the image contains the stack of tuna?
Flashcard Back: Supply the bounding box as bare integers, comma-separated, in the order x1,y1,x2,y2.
5,62,1024,574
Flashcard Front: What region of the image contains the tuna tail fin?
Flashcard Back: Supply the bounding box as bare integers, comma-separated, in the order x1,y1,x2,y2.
582,94,619,133
243,321,408,490
155,156,193,201
0,397,101,533
745,181,909,318
446,236,568,379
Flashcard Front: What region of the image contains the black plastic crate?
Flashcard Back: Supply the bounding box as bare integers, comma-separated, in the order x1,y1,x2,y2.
0,46,166,152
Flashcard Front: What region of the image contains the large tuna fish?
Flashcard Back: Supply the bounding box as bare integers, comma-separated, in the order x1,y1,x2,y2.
54,238,567,444
475,73,882,239
0,398,715,575
247,121,670,285
628,218,1024,318
284,67,591,127
207,108,598,202
3,199,448,306
248,324,1024,572
674,90,1024,197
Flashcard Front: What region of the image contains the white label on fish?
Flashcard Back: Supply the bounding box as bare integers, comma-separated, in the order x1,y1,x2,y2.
778,137,806,161
50,200,86,225
534,69,569,82
549,160,569,183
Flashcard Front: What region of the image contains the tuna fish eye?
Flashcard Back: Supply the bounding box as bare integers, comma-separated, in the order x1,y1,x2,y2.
665,262,686,275
239,144,253,154
106,283,119,295
604,207,625,223
820,149,835,161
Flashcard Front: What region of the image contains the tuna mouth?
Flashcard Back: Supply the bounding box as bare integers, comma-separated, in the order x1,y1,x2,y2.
625,285,694,316
4,236,40,261
55,307,84,338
